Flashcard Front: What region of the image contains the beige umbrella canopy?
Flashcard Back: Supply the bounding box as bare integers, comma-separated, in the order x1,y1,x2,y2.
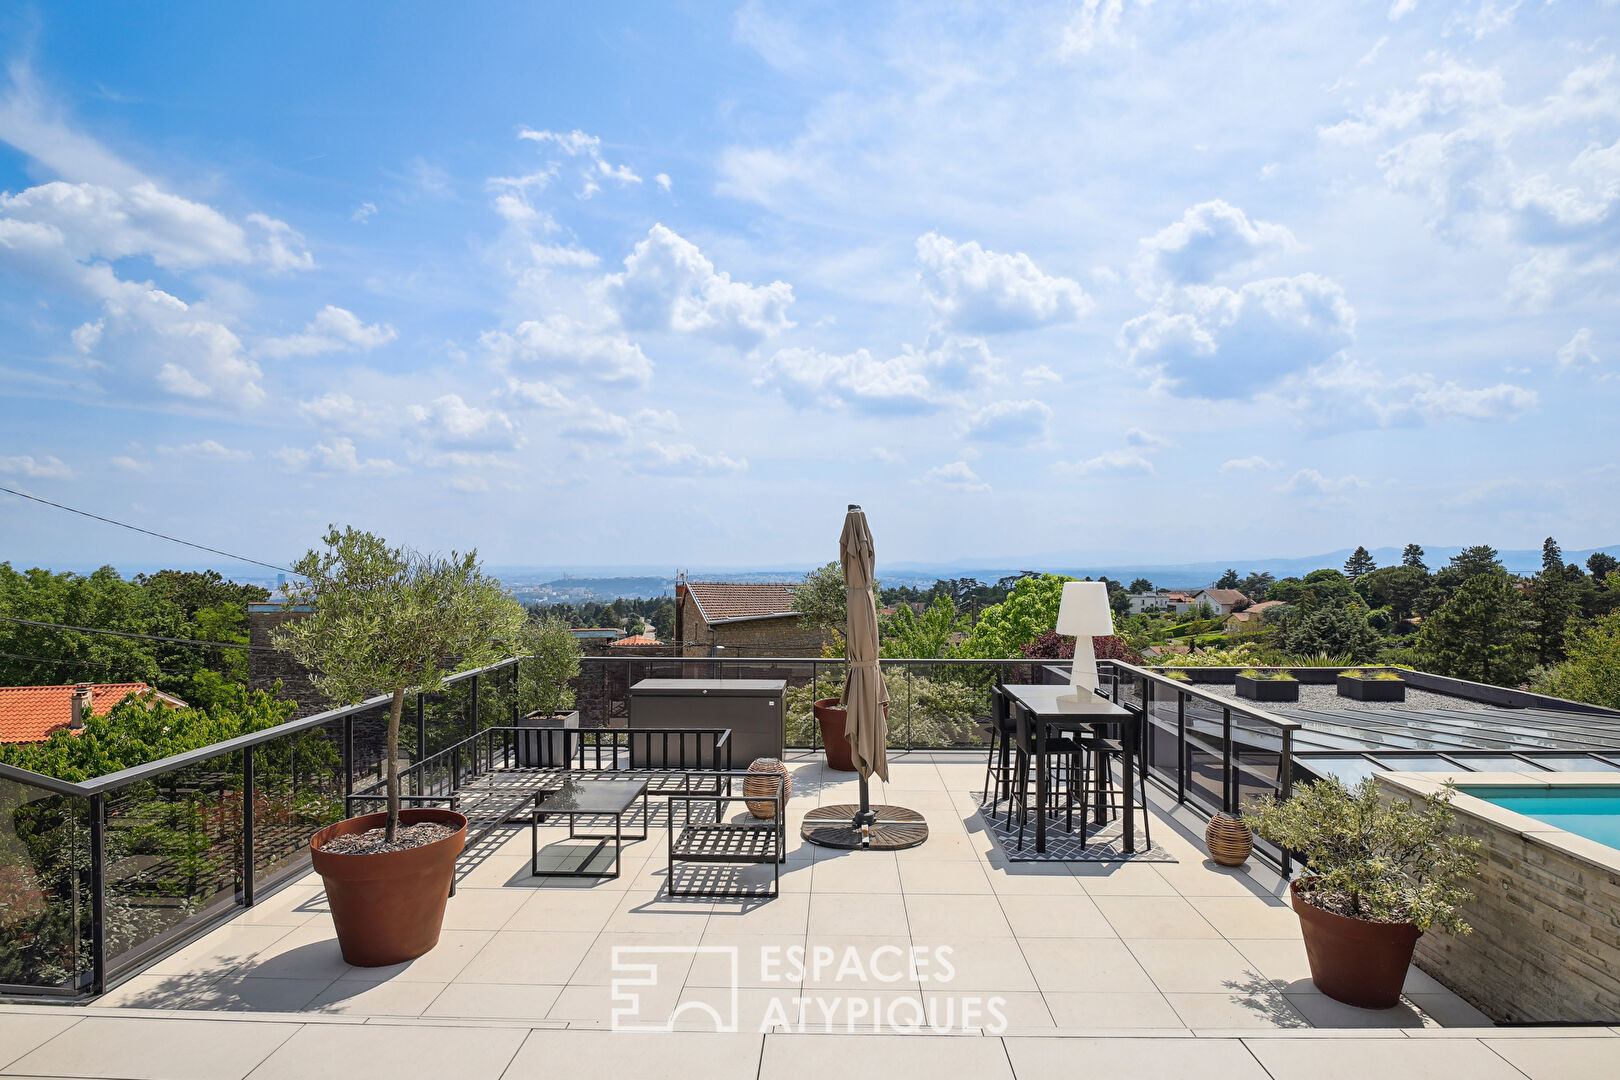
840,505,889,783
800,505,927,851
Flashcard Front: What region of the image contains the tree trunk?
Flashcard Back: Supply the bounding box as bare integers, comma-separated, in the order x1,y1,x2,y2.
385,686,405,843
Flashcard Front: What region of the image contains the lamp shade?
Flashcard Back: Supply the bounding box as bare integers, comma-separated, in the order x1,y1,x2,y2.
1055,581,1114,638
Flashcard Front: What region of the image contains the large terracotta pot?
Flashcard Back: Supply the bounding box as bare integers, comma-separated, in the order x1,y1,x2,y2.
1291,878,1421,1008
813,699,856,771
310,807,467,967
812,698,889,772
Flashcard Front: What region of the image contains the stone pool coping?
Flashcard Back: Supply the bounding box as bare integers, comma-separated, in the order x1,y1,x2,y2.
1377,771,1620,876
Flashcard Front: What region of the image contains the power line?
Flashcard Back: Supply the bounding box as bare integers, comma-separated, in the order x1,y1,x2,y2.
0,614,259,651
0,485,295,575
0,649,204,680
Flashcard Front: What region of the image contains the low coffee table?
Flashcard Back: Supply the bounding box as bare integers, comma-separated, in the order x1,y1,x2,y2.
530,777,649,879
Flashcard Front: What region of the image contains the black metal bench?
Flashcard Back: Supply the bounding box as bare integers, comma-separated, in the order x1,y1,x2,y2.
666,770,787,899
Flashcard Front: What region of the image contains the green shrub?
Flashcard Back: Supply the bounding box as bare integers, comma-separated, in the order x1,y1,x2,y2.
1239,668,1296,681
1244,778,1481,933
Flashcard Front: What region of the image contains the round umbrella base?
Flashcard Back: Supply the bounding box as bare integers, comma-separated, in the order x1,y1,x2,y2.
801,804,928,850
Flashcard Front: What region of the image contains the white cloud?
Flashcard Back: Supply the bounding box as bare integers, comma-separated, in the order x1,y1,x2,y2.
1133,201,1297,287
296,392,390,432
1058,0,1146,59
274,437,404,476
109,455,150,473
655,173,672,192
1,180,253,269
0,454,74,480
516,127,642,198
157,439,252,462
962,399,1052,446
70,318,103,354
483,312,652,386
1121,274,1356,398
1388,0,1416,19
1280,469,1367,495
407,394,522,449
759,337,997,414
1282,358,1538,427
916,232,1091,332
1022,364,1061,385
922,460,989,492
634,442,746,477
1557,328,1600,372
605,224,794,346
351,201,377,224
259,305,397,358
1124,427,1171,449
1052,450,1155,476
1220,456,1278,472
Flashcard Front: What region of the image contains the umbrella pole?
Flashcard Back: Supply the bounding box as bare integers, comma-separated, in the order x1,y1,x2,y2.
854,776,876,846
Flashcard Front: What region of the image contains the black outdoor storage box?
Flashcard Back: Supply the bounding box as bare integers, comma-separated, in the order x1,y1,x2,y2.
628,678,787,767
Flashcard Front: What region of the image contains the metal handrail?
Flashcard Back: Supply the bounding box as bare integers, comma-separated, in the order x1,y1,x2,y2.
0,656,523,797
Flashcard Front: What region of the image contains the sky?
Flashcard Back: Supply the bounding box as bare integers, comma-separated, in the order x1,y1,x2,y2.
1,0,1617,574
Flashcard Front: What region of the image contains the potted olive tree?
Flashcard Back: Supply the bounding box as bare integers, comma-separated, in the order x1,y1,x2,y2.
514,614,583,767
1245,778,1480,1008
277,526,527,967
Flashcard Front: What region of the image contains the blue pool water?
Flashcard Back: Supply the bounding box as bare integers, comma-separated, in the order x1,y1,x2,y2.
1464,786,1620,850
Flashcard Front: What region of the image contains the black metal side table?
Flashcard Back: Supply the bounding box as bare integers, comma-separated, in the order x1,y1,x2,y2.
530,777,649,879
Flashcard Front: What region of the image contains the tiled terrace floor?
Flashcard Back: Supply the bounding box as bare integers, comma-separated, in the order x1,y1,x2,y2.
84,751,1498,1033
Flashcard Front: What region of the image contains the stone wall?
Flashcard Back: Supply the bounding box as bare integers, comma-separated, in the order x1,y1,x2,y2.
674,592,828,656
1382,779,1620,1022
247,605,330,719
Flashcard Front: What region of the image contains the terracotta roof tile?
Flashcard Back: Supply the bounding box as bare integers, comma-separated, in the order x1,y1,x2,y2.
610,634,662,646
0,683,182,744
684,582,799,623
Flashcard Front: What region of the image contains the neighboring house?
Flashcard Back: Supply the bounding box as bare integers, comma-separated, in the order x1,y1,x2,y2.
674,580,827,656
0,682,187,745
1193,589,1252,616
1128,592,1199,616
609,633,661,647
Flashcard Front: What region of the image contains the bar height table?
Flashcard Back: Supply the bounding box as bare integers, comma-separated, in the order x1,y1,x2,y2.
996,684,1139,855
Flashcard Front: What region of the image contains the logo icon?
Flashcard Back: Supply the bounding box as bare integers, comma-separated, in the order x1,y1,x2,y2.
611,945,739,1032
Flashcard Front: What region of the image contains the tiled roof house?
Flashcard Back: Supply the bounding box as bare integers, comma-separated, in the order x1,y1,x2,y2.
0,682,187,744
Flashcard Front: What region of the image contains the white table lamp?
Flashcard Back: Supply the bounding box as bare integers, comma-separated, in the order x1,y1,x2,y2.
1056,581,1115,699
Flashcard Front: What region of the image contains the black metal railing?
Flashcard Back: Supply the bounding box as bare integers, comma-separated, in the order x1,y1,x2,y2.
0,655,525,1000
1099,659,1300,870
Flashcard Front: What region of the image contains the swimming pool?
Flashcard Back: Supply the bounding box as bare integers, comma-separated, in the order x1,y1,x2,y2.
1463,785,1620,850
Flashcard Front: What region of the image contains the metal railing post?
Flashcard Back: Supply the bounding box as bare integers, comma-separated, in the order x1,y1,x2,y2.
415,692,426,765
1176,691,1187,804
89,793,106,997
342,714,354,798
469,674,479,738
906,664,914,751
1221,706,1233,815
242,745,255,907
1280,727,1294,874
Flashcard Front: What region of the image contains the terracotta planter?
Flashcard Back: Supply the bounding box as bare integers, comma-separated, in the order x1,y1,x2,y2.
813,699,856,771
1290,879,1420,1008
310,807,467,967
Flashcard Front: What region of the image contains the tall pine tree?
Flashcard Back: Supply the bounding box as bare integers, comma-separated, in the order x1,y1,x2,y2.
1415,573,1535,686
1532,537,1577,665
1343,546,1376,580
1401,544,1427,570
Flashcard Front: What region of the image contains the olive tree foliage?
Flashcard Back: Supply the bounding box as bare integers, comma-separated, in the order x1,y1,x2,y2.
1244,778,1481,934
276,527,528,841
516,613,582,716
794,561,851,635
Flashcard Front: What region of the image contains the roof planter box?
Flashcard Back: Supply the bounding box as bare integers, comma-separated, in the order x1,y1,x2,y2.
1338,671,1406,702
1236,671,1299,703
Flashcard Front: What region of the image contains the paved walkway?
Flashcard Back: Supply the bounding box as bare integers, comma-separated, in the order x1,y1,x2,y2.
3,1006,1618,1080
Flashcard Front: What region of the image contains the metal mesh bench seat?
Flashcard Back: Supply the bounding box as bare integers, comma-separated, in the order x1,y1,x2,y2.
665,770,786,899
671,823,782,862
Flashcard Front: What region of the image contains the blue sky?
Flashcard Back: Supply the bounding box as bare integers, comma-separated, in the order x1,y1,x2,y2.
1,1,1616,572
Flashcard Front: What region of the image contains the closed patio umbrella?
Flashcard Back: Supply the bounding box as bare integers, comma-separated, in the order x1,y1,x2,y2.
801,505,928,851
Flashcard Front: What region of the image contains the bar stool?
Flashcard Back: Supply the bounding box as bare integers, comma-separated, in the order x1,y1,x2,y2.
1006,702,1086,850
982,686,1018,808
1077,712,1154,850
